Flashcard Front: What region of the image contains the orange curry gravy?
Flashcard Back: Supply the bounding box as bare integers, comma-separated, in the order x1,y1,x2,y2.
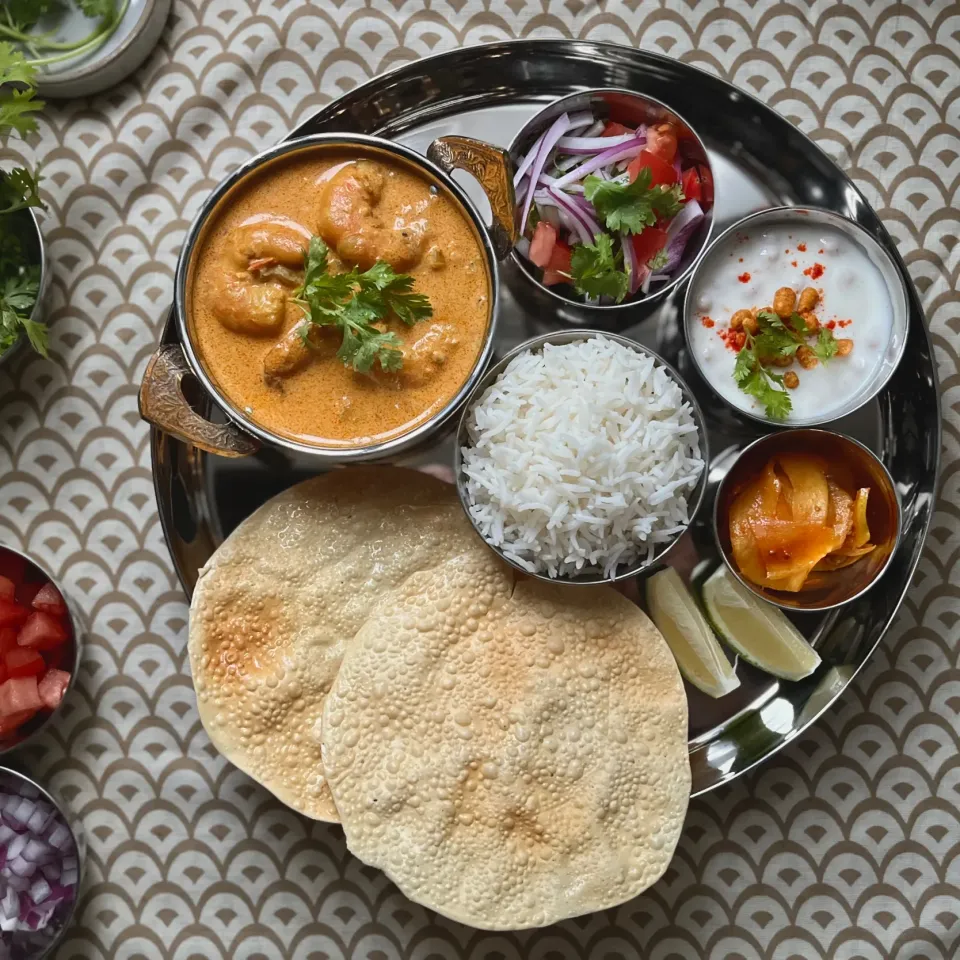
189,148,490,447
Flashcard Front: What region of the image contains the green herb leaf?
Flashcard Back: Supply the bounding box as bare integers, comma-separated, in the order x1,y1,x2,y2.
647,248,669,271
0,44,43,138
77,0,117,20
0,264,44,357
0,166,43,214
814,326,839,362
293,236,431,373
732,328,792,420
569,234,629,302
584,167,684,235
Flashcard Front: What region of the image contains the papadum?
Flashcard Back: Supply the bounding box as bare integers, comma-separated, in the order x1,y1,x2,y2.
188,467,486,821
321,546,691,929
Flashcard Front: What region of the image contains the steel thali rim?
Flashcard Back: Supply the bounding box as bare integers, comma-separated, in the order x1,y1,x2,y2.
151,39,941,797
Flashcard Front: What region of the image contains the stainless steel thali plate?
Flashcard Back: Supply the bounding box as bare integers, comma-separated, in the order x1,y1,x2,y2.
151,40,940,796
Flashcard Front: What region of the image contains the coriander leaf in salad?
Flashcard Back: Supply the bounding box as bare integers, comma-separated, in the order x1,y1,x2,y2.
0,42,47,357
515,107,711,304
570,234,629,302
584,168,684,235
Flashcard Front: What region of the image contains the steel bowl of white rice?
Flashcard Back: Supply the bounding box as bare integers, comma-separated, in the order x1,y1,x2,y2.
455,330,709,584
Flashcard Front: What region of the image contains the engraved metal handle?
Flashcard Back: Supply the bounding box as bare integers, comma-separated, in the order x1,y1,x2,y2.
427,135,517,261
139,344,260,458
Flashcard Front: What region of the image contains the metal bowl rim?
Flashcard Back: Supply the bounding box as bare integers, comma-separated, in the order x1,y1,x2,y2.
453,327,710,585
711,427,904,612
172,132,502,462
683,204,911,429
506,86,716,313
0,542,83,757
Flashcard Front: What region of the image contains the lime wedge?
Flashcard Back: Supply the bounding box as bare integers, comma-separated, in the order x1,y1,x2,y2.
646,567,740,698
702,566,821,681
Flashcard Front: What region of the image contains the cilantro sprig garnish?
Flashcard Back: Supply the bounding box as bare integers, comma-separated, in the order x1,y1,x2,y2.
293,237,432,374
584,168,684,235
569,234,629,302
0,3,126,68
733,310,841,420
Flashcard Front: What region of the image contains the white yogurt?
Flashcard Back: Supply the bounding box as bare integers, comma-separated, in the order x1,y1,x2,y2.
688,220,895,422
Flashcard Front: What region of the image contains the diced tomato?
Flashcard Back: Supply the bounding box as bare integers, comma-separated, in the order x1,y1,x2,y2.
0,552,25,586
542,240,572,286
15,581,42,607
631,226,669,268
0,599,30,628
0,709,34,737
681,166,702,203
37,669,70,710
17,612,68,651
31,583,66,617
0,675,42,717
0,577,14,601
0,628,18,653
646,123,678,162
627,149,677,188
602,121,631,137
5,648,45,679
697,164,714,205
529,220,558,269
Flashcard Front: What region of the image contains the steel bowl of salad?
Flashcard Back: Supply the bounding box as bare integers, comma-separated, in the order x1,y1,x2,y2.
509,89,714,323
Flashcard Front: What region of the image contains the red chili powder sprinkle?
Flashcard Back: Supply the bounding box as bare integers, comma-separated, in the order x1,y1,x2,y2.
797,242,807,252
701,316,715,328
818,248,825,254
719,328,746,352
791,260,798,267
804,262,825,279
784,248,790,253
826,320,837,330
838,319,852,328
738,257,744,263
738,272,751,283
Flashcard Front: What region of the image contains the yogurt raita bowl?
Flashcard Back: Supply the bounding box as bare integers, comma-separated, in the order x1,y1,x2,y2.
684,207,908,427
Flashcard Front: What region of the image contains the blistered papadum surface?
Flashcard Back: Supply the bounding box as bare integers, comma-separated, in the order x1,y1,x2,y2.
322,549,691,928
188,467,484,821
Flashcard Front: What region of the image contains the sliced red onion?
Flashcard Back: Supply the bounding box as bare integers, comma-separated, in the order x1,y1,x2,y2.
534,189,601,246
566,110,596,131
513,129,545,187
622,236,641,295
8,857,35,879
519,113,572,235
5,837,24,863
555,133,637,154
551,138,646,190
534,191,592,247
662,199,705,272
641,269,654,295
581,119,604,138
22,839,50,865
25,807,54,836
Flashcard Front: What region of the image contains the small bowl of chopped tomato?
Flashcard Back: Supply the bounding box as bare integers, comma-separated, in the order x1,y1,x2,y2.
508,88,715,326
0,546,78,754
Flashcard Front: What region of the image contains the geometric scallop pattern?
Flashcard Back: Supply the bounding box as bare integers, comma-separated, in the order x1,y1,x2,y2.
0,2,957,957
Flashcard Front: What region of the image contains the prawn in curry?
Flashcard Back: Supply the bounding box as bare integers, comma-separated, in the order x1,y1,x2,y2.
189,146,490,448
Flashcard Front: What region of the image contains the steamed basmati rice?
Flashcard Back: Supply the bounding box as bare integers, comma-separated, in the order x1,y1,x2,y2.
461,336,704,578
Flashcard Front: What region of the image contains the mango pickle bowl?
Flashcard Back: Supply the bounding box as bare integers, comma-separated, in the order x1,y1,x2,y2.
713,429,902,612
138,132,518,462
684,206,909,428
507,87,714,328
453,329,709,585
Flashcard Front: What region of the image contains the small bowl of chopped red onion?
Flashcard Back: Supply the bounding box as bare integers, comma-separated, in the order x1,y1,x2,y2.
0,767,83,957
0,546,79,758
509,88,714,324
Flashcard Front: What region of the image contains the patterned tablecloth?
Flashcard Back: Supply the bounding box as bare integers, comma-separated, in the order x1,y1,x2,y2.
0,2,957,958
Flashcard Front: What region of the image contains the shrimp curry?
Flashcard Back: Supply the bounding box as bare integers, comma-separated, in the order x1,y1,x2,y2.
188,145,491,448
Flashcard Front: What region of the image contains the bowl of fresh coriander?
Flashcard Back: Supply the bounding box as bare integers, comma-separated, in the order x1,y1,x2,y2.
0,43,49,367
